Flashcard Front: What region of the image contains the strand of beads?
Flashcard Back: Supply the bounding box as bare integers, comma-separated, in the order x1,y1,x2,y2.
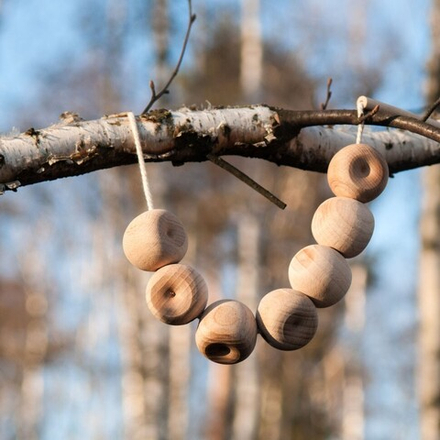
122,142,389,365
123,112,257,365
123,209,209,326
122,209,258,364
256,143,389,351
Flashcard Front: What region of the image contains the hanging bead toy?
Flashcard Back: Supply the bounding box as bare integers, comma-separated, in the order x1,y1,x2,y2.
122,101,390,364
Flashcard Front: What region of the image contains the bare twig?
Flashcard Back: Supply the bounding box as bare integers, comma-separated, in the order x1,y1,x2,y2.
358,104,380,124
141,0,196,114
320,78,333,110
421,96,440,122
207,154,287,210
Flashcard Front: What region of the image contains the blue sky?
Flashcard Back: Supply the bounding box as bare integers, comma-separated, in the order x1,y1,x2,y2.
0,0,432,130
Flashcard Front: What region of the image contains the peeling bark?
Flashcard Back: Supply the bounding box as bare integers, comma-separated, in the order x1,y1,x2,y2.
1,105,440,192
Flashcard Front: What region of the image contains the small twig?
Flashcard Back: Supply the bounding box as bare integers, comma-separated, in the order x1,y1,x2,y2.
320,78,333,110
358,104,380,124
207,154,287,210
148,80,157,101
142,0,196,115
421,96,440,122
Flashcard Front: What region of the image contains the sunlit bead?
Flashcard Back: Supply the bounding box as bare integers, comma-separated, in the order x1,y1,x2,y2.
256,288,318,350
195,299,257,365
123,209,188,271
327,143,388,202
311,196,374,258
146,264,208,325
288,244,352,308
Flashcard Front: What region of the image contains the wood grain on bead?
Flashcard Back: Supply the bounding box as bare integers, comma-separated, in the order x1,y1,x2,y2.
327,143,389,203
146,264,208,325
288,244,352,308
311,196,374,258
256,288,318,351
123,209,188,271
195,300,258,365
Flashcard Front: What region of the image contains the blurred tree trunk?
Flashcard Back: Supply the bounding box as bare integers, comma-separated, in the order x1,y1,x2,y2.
418,169,440,440
153,0,170,96
419,0,440,438
117,1,174,438
16,249,49,440
230,4,263,438
341,263,366,440
152,3,192,439
240,0,262,102
231,213,261,440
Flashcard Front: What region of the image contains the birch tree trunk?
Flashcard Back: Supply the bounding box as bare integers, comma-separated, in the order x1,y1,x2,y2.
341,264,367,440
418,0,440,438
204,272,233,440
229,4,264,437
240,0,262,102
16,250,48,440
152,3,193,437
231,213,261,440
418,168,440,440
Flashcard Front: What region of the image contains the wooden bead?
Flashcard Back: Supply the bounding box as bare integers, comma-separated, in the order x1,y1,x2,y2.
123,209,188,271
146,264,208,325
256,288,318,351
311,196,374,258
288,244,352,308
327,143,389,202
195,300,258,365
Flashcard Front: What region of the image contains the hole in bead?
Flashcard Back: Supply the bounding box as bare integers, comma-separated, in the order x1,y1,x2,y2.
166,290,176,298
351,157,370,178
205,343,231,358
285,313,300,333
165,225,186,247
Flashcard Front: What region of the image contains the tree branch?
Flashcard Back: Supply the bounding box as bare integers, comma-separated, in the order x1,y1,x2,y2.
141,0,196,114
1,105,440,192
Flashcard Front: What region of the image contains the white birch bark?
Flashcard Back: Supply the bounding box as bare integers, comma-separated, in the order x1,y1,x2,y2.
1,106,440,192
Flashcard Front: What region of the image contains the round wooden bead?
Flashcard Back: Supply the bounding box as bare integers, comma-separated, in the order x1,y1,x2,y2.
288,244,352,308
123,209,188,271
327,143,389,203
256,288,318,351
311,196,374,258
195,300,258,365
146,264,208,325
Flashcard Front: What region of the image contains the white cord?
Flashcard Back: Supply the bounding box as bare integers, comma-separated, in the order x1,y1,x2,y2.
356,99,365,144
127,112,155,211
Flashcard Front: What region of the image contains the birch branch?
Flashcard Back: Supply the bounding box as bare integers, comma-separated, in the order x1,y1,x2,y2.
1,105,439,192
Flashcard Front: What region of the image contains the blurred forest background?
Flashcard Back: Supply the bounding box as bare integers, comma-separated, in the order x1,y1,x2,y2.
0,0,438,439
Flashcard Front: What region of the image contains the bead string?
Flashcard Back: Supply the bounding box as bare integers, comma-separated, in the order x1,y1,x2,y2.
356,98,365,144
127,112,155,211
122,141,390,365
